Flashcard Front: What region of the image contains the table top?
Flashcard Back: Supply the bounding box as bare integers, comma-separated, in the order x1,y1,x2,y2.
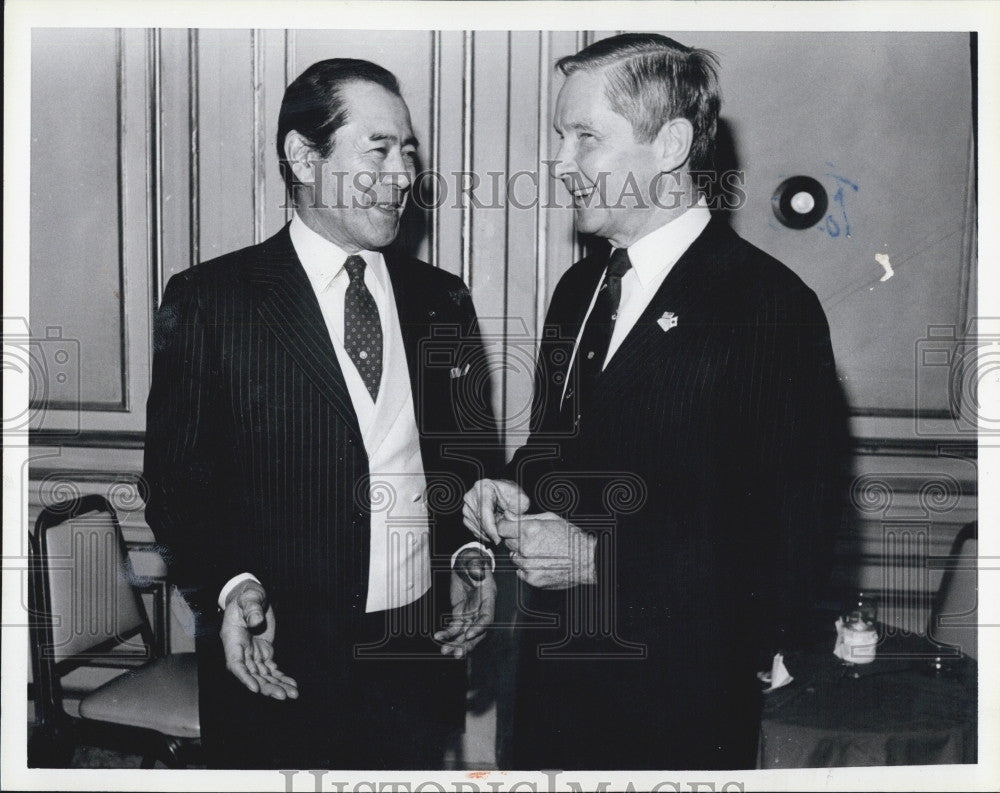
759,628,977,767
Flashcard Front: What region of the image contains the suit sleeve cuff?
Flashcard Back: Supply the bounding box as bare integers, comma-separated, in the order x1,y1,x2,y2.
450,542,496,572
218,572,260,611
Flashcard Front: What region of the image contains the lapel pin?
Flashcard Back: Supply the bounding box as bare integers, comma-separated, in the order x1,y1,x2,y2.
657,311,679,333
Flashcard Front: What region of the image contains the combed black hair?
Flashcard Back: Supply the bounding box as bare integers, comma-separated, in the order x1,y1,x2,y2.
276,58,401,191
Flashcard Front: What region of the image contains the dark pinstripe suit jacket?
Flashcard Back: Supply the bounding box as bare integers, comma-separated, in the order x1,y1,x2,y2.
143,225,498,761
506,215,848,769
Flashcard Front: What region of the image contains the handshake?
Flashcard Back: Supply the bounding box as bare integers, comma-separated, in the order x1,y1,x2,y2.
462,479,598,590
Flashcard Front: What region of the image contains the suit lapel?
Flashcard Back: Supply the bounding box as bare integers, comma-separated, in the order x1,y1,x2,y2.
561,254,609,342
552,254,608,415
383,251,434,419
251,225,364,443
598,214,738,386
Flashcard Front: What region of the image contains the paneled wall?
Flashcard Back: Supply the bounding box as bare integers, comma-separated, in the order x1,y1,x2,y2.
26,28,977,763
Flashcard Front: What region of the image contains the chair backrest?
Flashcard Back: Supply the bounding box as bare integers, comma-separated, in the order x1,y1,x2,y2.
928,521,977,661
30,495,152,670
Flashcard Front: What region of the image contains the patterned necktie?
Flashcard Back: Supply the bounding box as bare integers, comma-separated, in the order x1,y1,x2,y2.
571,247,632,414
343,254,383,401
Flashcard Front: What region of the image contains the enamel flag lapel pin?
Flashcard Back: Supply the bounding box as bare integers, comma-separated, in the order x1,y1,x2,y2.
657,311,679,333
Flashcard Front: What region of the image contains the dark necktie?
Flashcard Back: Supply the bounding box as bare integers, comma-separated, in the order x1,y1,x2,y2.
343,254,383,401
571,247,632,414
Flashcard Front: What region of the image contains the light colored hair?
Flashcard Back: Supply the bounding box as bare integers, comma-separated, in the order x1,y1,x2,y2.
557,33,720,171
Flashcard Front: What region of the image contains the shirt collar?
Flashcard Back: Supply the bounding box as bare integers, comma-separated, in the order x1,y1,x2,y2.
618,198,712,287
289,212,388,294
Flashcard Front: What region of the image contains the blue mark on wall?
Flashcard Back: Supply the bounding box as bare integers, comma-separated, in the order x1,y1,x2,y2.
817,164,859,239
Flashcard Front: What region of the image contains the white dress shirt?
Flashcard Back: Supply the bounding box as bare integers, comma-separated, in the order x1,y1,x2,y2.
561,201,712,404
220,213,490,614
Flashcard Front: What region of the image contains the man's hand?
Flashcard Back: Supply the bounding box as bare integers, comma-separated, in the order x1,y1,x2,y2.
462,478,530,544
220,580,299,700
434,549,497,659
496,512,597,590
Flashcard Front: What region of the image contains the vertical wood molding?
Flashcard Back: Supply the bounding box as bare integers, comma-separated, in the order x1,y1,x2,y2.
534,32,550,337
956,128,976,334
500,31,513,449
430,30,442,269
952,128,978,424
147,29,164,311
146,29,164,311
115,29,129,410
122,28,154,427
252,30,266,244
283,29,296,89
188,29,200,269
461,30,474,287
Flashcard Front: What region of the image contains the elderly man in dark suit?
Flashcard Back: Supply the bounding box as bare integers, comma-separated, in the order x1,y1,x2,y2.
465,34,847,770
144,58,499,769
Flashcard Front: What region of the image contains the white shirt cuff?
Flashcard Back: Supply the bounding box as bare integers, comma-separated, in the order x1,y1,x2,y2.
451,541,496,572
218,572,260,610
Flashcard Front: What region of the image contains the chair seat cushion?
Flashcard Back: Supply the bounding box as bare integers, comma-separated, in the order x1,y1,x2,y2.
79,653,200,739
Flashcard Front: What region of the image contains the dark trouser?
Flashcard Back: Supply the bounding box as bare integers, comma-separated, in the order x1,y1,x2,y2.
506,591,760,771
198,592,464,769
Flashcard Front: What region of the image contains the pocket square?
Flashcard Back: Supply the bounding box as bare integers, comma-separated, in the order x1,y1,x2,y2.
449,364,470,379
657,311,679,332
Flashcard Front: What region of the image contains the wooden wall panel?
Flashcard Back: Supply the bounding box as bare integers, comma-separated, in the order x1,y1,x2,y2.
29,28,152,434
196,29,256,262
30,29,124,409
260,29,292,240
502,32,545,450
159,29,195,286
436,30,470,280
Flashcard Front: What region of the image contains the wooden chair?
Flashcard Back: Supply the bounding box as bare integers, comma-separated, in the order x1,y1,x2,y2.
28,494,200,767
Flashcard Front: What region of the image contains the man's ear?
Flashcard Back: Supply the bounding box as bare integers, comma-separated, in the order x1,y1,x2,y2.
655,117,694,172
283,130,318,184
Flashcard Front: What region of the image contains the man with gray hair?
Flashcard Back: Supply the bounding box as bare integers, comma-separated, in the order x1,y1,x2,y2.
465,33,847,769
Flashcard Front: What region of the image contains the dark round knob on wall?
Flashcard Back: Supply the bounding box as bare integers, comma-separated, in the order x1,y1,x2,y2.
771,176,828,229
